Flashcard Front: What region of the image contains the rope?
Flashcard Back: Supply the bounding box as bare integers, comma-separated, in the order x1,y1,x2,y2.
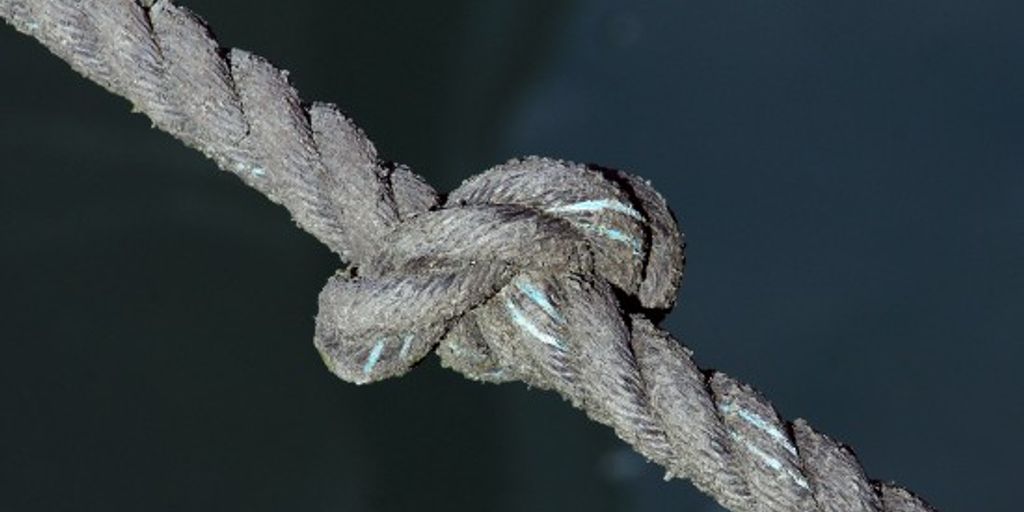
1,2,936,511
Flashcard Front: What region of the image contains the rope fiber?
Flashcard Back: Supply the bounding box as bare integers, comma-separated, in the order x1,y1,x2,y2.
1,2,936,510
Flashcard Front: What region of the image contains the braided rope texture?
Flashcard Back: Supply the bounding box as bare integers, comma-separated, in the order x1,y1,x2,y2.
2,2,935,511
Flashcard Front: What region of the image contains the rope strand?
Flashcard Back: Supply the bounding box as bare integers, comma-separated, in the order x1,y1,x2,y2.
1,2,935,510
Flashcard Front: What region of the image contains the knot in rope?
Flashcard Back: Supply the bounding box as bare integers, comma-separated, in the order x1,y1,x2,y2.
1,3,937,507
314,157,685,385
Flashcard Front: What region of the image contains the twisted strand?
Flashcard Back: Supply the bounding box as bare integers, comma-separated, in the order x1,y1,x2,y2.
627,318,905,511
1,0,436,265
1,2,936,511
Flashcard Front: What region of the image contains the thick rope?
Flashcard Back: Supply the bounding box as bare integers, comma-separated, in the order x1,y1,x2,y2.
1,2,936,511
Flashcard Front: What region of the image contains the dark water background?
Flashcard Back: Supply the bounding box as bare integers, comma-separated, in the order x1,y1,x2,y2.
2,1,1022,510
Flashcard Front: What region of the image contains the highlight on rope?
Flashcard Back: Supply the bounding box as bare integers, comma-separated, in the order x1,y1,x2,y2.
0,2,936,510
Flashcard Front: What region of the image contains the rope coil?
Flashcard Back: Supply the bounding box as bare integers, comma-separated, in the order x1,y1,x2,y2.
1,2,936,510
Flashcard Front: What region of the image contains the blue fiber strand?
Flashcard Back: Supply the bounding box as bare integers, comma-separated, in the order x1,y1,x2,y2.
593,226,643,255
506,300,564,349
399,334,414,358
721,403,798,457
363,339,385,375
547,199,642,219
516,281,565,323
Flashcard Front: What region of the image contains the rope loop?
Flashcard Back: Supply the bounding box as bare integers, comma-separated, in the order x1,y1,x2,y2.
314,156,685,385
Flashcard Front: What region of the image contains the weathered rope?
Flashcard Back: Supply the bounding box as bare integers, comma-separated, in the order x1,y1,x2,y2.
1,2,936,510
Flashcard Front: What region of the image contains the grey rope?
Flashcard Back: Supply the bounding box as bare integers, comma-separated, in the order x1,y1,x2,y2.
2,2,935,511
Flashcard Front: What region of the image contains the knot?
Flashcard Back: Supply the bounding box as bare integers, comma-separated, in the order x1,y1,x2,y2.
314,157,685,385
